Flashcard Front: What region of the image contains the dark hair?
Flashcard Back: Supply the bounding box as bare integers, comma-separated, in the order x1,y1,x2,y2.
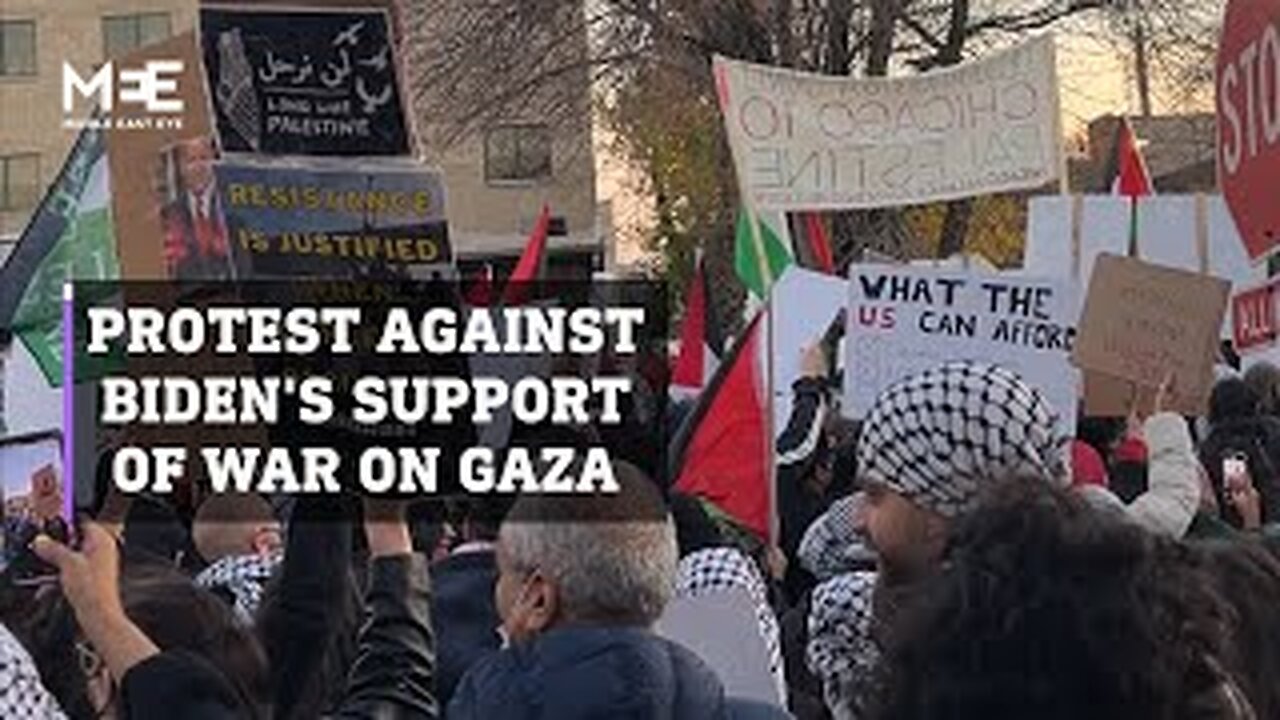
444,495,516,543
872,480,1240,720
669,492,725,556
123,565,272,716
24,564,271,719
255,562,362,720
1243,362,1280,415
1195,539,1280,720
1210,378,1261,426
1076,416,1126,458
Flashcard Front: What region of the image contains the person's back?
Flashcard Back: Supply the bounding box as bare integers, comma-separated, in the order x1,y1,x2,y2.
449,625,729,719
447,462,791,720
430,545,499,705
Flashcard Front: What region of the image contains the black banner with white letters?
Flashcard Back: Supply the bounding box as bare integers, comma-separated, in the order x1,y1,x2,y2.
199,6,411,156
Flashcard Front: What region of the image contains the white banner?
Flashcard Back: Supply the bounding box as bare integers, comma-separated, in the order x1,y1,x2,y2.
843,264,1078,434
714,35,1062,211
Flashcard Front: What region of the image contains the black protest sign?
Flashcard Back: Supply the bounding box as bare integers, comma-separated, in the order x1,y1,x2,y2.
200,6,410,156
214,159,450,280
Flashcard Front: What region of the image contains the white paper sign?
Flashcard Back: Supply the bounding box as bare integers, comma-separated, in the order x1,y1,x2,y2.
843,265,1079,432
714,35,1062,211
1024,195,1267,340
770,267,846,438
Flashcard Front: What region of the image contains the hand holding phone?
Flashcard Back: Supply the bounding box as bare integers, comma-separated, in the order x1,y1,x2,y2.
1223,453,1262,530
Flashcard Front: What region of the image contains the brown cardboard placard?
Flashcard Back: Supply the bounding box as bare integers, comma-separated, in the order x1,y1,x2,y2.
1073,253,1229,415
1081,370,1159,418
107,32,213,280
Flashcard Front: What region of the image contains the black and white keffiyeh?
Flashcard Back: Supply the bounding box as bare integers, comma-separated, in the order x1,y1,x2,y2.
0,623,65,719
858,362,1068,518
807,571,878,720
798,493,876,580
675,547,786,705
195,551,283,625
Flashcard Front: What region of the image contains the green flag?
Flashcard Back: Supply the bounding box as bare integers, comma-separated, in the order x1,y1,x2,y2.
734,207,792,298
7,122,120,387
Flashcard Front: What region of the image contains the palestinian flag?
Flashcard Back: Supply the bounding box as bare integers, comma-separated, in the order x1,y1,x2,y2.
669,310,772,539
500,203,551,306
735,207,792,298
0,119,120,386
797,212,836,274
1109,117,1153,252
670,253,725,399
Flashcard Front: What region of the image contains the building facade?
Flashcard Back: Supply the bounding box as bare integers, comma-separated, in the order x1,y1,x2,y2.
0,0,605,436
0,0,604,268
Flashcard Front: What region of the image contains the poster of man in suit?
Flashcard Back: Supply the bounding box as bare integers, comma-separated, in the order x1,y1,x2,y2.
158,137,235,281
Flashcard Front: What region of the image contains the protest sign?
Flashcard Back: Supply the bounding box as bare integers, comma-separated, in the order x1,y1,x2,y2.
108,32,213,280
200,5,410,156
1232,278,1280,353
214,159,450,278
770,267,844,438
843,265,1078,433
1025,195,1263,340
1073,254,1229,415
714,35,1061,211
1218,0,1280,260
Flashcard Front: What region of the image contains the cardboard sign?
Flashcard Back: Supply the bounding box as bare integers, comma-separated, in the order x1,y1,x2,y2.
213,159,450,278
843,265,1079,433
1073,254,1229,414
1218,0,1280,260
714,36,1061,211
200,5,411,156
108,32,214,281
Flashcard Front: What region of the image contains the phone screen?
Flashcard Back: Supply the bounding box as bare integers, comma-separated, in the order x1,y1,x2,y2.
0,432,71,585
1222,454,1249,487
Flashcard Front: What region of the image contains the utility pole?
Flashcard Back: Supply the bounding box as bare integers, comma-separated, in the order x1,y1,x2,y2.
1133,19,1152,117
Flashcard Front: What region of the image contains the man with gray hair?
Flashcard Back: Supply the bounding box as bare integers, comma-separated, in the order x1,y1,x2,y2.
448,461,791,719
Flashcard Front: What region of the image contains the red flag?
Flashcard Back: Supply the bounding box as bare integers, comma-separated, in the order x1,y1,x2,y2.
503,204,551,299
1113,117,1153,197
463,263,496,306
670,312,770,539
802,212,835,274
671,256,720,397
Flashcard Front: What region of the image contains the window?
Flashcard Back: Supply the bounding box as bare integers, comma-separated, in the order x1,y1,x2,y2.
102,12,171,59
485,124,552,183
0,154,40,212
0,20,36,76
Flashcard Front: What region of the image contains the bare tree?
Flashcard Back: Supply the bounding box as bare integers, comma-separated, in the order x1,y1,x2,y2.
401,0,1218,313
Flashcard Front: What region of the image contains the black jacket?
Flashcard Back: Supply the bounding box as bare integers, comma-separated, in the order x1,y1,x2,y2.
121,651,249,720
430,549,500,706
1200,415,1280,526
334,554,437,718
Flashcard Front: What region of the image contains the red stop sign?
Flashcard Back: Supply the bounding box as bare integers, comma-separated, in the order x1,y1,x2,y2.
1219,0,1280,261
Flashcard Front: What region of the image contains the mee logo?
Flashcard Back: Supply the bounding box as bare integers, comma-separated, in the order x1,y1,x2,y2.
62,60,185,131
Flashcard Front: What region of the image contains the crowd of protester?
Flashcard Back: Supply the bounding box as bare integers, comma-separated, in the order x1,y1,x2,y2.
0,342,1278,719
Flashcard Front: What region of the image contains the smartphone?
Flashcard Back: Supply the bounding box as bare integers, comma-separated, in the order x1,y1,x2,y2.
819,309,847,377
0,431,74,586
1222,452,1250,491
